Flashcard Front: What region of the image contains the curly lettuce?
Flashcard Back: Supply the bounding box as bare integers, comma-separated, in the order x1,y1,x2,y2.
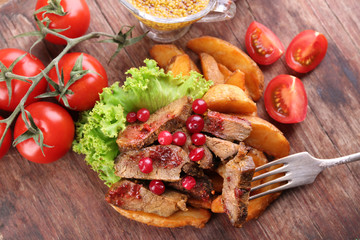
73,59,212,186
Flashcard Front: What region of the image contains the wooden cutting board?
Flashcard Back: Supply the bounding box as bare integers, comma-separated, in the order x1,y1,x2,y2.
0,0,359,239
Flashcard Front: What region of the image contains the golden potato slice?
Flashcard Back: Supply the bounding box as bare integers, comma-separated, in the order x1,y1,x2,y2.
202,84,257,114
210,195,224,213
187,36,264,101
149,44,184,68
217,63,232,79
225,69,246,92
111,205,211,228
166,54,192,77
200,53,225,84
238,115,290,158
187,198,212,209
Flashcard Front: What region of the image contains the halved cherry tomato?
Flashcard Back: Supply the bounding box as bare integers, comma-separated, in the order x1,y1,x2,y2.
264,75,308,124
35,0,90,45
0,116,12,159
286,30,328,73
245,21,285,65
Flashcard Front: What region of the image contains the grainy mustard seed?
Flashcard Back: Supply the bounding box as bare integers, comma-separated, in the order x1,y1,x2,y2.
132,0,209,18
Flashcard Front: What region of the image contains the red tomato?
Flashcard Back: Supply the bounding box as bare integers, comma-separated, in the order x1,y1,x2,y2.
35,0,90,45
286,30,328,73
0,48,47,112
264,75,308,124
48,52,108,111
245,21,285,65
0,116,12,159
14,102,74,163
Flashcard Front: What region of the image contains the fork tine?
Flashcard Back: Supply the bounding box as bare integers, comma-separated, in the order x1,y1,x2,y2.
249,182,292,200
251,174,290,192
254,157,290,172
252,165,287,182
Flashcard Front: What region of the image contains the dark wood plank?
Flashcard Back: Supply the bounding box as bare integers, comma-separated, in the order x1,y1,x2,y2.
0,0,359,239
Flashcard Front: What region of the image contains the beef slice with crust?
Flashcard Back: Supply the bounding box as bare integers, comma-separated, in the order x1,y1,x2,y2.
205,136,248,162
168,175,214,201
116,96,192,152
115,145,190,182
222,153,255,227
202,110,252,142
106,180,187,217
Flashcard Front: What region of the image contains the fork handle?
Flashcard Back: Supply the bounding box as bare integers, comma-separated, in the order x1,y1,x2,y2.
319,152,360,169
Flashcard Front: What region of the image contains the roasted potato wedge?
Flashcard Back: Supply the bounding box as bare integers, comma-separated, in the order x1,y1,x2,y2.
187,198,212,209
225,69,246,92
211,195,224,213
238,115,290,158
166,54,192,77
217,63,232,79
111,205,211,228
200,53,225,84
202,84,257,114
187,36,264,101
149,44,200,73
149,44,184,68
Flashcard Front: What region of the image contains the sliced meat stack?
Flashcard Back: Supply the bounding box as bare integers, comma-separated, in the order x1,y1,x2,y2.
110,97,257,227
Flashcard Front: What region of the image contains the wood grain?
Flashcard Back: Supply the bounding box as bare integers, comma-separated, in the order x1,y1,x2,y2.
0,0,359,239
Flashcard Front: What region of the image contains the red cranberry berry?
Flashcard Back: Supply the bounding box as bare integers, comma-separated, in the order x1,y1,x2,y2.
126,112,137,123
158,131,172,145
191,133,206,146
192,99,207,114
137,108,150,122
182,176,196,190
186,115,204,133
138,157,153,174
189,147,205,161
172,131,187,146
149,180,165,195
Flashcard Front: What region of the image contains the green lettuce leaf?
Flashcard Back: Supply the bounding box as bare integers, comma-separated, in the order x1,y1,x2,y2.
72,59,212,186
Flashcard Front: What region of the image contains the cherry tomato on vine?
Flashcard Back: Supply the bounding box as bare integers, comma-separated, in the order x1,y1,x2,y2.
14,102,74,163
0,116,12,159
0,48,47,112
35,0,91,45
286,30,328,73
48,52,108,111
245,21,285,65
264,75,308,124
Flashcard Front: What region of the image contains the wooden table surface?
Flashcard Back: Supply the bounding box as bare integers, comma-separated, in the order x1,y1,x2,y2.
0,0,359,239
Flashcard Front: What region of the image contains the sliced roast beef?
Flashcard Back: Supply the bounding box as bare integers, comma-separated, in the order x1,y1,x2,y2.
222,152,255,227
117,96,192,152
180,128,216,169
106,180,188,217
182,162,205,178
168,175,214,201
203,110,252,142
115,145,190,182
205,136,248,162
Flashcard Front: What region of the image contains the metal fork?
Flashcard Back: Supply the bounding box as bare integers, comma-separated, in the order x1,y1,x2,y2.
249,152,360,200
